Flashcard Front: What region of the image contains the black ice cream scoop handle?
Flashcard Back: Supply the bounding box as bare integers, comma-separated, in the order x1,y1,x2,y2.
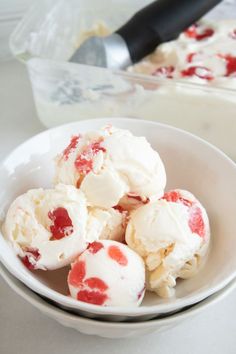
116,0,222,64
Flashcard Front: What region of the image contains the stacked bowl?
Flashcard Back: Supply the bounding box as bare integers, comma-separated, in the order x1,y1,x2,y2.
1,118,236,338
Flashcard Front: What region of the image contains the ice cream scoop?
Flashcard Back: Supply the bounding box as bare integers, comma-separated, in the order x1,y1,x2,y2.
68,240,145,307
4,184,90,270
54,126,166,209
4,181,129,270
125,189,210,298
69,0,222,69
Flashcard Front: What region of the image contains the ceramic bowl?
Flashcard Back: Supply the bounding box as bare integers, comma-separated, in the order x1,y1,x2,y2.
1,262,236,338
1,118,236,321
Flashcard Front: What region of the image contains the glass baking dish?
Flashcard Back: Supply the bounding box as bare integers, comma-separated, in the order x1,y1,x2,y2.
10,0,236,160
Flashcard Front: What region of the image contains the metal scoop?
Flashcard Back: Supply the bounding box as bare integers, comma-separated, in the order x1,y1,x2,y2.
69,0,222,70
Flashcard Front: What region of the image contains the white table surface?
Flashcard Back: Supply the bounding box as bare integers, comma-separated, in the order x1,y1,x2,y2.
1,58,236,354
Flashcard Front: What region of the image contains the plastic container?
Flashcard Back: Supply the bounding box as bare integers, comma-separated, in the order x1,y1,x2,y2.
10,0,236,159
0,0,32,60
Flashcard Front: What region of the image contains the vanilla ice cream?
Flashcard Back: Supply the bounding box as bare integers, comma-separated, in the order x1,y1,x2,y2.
129,20,236,88
87,206,127,243
55,126,166,209
4,184,91,270
125,189,210,298
4,182,130,270
68,240,145,307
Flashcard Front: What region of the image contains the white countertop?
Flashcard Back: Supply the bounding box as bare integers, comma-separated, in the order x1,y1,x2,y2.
1,59,236,354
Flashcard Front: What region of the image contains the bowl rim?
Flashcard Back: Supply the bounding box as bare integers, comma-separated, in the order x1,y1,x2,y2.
1,261,236,328
1,117,236,316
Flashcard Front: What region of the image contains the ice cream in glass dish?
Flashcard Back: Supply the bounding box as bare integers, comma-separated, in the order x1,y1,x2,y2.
129,20,236,89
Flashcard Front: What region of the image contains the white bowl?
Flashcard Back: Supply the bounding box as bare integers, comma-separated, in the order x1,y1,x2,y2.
1,261,236,338
1,118,236,321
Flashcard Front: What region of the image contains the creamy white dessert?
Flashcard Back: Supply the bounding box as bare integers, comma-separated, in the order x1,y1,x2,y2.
129,20,236,88
55,126,166,209
87,206,127,243
4,183,129,270
125,189,210,298
4,184,89,270
68,240,145,307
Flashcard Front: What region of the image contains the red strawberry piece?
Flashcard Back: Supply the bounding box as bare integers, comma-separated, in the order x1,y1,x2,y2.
152,66,175,78
185,24,198,38
162,191,193,207
220,54,236,77
48,207,73,240
181,66,213,80
68,260,86,287
22,256,35,270
88,241,104,254
127,194,143,202
85,277,108,292
90,141,106,154
186,52,197,63
108,245,128,266
74,139,106,175
162,190,180,203
162,191,205,238
21,247,40,270
77,290,108,305
185,25,214,41
74,157,93,175
195,28,214,41
188,205,205,238
113,205,126,213
63,135,80,160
